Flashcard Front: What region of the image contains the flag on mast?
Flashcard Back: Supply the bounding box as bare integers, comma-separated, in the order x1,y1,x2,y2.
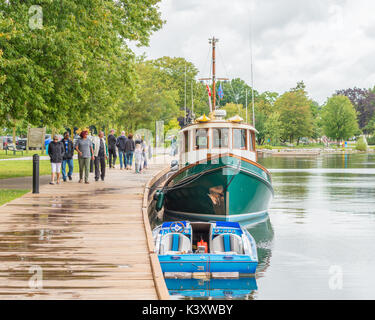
206,84,212,110
218,83,224,100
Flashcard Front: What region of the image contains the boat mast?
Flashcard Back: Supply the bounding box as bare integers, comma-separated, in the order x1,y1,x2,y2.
210,37,218,111
199,37,228,114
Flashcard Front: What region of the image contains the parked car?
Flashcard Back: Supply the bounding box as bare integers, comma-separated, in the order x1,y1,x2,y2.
16,138,27,150
2,136,18,150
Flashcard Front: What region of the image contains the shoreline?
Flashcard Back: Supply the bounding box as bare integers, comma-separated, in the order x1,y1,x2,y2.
257,148,374,156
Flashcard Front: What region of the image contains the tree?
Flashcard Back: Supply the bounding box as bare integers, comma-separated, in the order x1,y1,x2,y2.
222,103,246,119
321,95,359,142
364,114,375,135
274,88,314,144
116,60,181,133
218,78,259,107
0,0,164,133
264,112,282,145
336,87,375,131
254,110,267,145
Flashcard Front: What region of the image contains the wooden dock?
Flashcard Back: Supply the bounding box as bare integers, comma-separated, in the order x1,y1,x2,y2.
0,163,170,300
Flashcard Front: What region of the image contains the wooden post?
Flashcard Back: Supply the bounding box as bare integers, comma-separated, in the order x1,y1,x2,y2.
12,124,16,149
26,125,30,153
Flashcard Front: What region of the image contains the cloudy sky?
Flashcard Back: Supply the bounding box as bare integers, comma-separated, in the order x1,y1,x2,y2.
132,0,375,104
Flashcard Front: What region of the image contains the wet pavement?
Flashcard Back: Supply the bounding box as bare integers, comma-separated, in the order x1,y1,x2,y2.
0,164,166,299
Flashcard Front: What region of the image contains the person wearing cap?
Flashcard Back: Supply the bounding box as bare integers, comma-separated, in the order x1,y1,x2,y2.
75,131,94,184
48,135,65,185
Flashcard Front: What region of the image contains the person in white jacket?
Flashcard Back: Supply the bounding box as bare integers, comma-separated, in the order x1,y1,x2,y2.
93,131,108,181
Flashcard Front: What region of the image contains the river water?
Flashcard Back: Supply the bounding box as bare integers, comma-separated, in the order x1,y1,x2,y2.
252,153,375,300
166,153,375,300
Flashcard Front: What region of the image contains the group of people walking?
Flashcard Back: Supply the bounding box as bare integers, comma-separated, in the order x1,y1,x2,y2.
47,130,149,185
108,130,149,173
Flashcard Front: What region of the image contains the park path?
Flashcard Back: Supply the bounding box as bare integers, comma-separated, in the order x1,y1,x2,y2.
0,160,170,300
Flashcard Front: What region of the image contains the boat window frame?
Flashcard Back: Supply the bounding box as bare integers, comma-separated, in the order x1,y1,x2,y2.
184,130,189,153
251,131,256,151
194,128,209,150
232,128,248,150
248,130,255,151
212,127,230,149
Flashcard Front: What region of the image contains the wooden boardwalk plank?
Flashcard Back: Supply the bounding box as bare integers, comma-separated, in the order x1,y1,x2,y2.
0,163,167,300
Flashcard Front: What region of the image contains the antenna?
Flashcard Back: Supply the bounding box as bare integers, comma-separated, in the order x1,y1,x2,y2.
246,88,248,123
184,63,187,125
249,5,256,127
191,81,194,119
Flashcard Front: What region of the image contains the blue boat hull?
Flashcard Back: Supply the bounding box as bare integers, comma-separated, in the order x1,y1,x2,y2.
159,254,257,274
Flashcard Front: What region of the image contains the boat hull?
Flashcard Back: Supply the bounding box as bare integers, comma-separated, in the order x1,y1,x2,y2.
164,154,274,222
159,254,257,274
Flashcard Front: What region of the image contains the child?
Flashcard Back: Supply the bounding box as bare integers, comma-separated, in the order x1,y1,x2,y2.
134,142,143,174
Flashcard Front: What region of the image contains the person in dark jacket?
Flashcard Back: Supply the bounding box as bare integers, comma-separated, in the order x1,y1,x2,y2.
107,129,117,169
124,133,135,170
48,135,65,185
61,132,74,182
116,131,127,170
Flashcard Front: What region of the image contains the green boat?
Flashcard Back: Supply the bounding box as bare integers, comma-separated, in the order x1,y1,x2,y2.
156,37,274,222
160,118,274,222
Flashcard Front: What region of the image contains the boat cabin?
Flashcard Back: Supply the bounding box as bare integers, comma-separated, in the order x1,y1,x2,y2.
179,118,258,166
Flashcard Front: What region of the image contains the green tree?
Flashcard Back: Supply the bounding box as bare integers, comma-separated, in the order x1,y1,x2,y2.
117,60,181,133
264,112,282,145
0,0,163,134
321,95,359,142
274,87,314,144
222,103,245,119
219,78,259,108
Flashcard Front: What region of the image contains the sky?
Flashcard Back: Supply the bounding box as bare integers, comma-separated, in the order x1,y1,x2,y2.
131,0,375,104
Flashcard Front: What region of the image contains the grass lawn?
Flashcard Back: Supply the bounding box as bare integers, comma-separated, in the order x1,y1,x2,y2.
0,149,46,159
0,159,79,180
0,189,29,206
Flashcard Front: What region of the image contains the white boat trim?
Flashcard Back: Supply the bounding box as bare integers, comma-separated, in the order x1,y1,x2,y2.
165,209,269,220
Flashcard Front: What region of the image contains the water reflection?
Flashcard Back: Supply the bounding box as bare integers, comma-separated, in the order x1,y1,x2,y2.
159,153,375,299
168,277,258,300
256,153,375,299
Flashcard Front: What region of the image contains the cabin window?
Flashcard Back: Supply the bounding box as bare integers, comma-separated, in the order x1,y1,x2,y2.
184,131,189,153
233,129,247,150
195,129,208,149
212,128,229,148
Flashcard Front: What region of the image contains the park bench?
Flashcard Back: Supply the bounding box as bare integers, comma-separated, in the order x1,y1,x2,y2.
5,144,24,156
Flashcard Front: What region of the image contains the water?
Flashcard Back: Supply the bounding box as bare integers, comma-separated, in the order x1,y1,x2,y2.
254,153,375,300
165,153,375,300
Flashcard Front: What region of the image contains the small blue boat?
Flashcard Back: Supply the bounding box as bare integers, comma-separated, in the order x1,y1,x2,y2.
153,221,258,275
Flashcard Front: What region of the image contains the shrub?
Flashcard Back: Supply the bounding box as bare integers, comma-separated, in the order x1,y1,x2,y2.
356,137,368,151
367,136,375,146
